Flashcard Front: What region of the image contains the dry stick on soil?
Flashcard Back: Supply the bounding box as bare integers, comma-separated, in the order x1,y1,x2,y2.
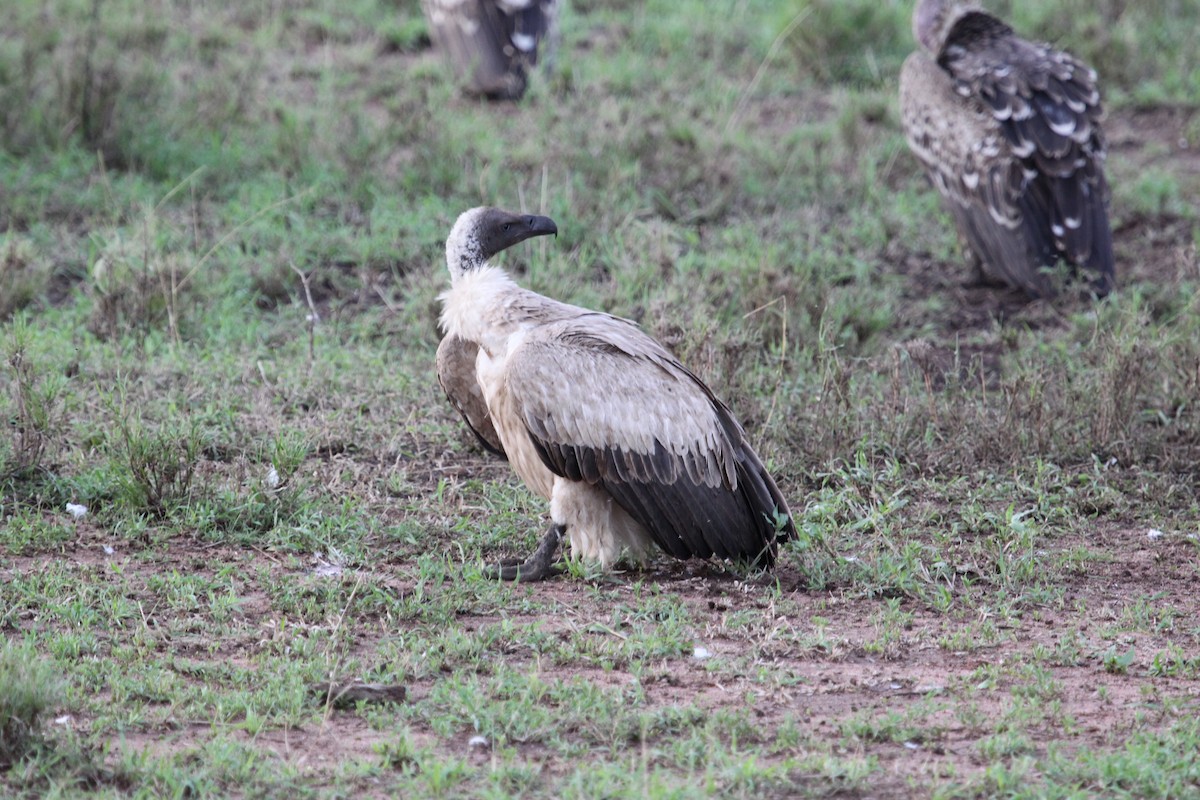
312,574,382,721
79,0,103,147
7,350,43,472
175,187,313,295
289,262,319,367
540,162,550,265
308,682,407,709
518,182,530,275
724,6,814,138
515,164,555,274
148,167,206,346
743,295,789,432
373,284,399,313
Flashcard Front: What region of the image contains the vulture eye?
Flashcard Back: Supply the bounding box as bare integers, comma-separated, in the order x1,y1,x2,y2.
503,223,511,231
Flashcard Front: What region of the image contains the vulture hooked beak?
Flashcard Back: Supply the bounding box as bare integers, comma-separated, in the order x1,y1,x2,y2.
479,209,558,261
509,214,558,245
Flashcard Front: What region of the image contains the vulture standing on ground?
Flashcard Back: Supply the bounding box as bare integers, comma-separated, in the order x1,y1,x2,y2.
436,207,795,581
420,0,559,100
899,0,1115,298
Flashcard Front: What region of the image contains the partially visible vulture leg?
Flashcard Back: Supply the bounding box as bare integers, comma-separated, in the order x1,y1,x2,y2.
484,523,565,582
436,207,796,583
420,0,559,100
899,0,1115,298
960,231,1014,290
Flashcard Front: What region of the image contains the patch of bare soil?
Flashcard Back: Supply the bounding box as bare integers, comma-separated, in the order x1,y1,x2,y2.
13,509,1199,797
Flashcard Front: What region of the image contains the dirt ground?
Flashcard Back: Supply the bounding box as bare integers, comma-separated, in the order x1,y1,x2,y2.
8,103,1200,796
22,509,1200,796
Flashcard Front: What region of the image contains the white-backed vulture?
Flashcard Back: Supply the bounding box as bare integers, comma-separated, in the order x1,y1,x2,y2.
420,0,559,100
899,0,1114,298
437,207,795,581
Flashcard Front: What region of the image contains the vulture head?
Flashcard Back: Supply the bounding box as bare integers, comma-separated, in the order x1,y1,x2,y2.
445,206,558,279
912,0,980,53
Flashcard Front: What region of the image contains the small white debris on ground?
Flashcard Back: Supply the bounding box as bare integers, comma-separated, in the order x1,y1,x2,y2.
103,545,115,555
468,735,489,748
311,548,348,578
66,503,88,520
1147,529,1165,541
266,465,281,489
692,646,712,660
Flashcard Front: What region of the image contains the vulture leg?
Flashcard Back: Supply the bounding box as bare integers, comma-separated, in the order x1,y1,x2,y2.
486,523,565,582
964,256,1011,290
954,230,1008,289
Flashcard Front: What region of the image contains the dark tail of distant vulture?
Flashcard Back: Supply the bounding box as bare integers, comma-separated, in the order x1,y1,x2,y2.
420,0,559,100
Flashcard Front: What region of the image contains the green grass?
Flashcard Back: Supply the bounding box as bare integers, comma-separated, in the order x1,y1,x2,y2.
2,0,1200,796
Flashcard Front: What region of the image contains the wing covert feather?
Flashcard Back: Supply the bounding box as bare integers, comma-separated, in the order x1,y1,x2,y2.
436,334,507,459
938,10,1113,293
900,8,1114,297
505,316,793,565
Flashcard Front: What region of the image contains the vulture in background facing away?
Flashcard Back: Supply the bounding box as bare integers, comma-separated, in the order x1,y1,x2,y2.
899,0,1115,298
420,0,559,100
436,207,795,581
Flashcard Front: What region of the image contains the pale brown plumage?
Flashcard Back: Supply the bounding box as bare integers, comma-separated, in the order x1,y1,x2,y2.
436,336,505,457
437,207,794,580
899,0,1114,298
420,0,558,100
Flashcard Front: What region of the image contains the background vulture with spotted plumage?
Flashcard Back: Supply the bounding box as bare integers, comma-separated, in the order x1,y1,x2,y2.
436,207,795,581
899,0,1115,298
420,0,558,100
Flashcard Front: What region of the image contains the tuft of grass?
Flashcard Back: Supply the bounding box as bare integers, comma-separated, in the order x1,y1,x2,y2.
1121,167,1190,219
105,392,206,518
0,641,63,769
0,235,53,320
1,315,66,483
783,0,911,88
86,205,198,343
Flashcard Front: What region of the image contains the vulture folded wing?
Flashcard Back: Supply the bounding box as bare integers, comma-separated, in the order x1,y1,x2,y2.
902,50,1052,294
504,315,792,565
420,0,558,100
949,170,1061,294
496,0,558,67
437,334,507,459
938,11,1114,294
